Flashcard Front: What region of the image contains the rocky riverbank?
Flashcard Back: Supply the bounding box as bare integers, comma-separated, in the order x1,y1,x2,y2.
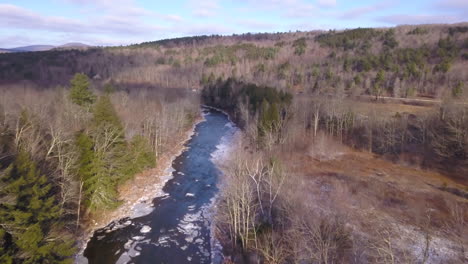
75,111,204,262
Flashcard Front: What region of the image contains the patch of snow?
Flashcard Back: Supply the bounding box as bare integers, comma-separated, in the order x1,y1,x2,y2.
140,225,152,233
131,203,154,218
124,240,132,250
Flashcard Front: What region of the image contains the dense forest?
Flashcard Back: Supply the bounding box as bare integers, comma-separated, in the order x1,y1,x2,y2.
0,23,467,263
0,74,198,263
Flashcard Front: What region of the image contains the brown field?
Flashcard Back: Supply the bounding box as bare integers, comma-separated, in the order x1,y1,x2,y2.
348,100,435,117
279,133,467,263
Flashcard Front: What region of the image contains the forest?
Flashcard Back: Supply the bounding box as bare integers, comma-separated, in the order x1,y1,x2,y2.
0,23,467,263
203,77,467,263
0,74,198,263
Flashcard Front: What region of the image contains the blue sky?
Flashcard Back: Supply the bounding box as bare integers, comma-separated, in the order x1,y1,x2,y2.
0,0,467,47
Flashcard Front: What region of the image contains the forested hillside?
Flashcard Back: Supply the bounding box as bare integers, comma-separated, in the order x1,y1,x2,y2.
1,23,467,101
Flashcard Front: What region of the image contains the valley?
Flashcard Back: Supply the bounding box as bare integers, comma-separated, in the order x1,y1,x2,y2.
0,21,467,264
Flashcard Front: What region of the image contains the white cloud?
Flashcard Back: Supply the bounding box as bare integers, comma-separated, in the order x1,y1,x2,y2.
239,0,318,18
337,2,394,20
317,0,336,8
237,19,277,30
189,0,220,17
62,0,155,18
0,35,36,48
164,14,184,23
434,0,468,9
175,23,233,36
0,4,163,36
378,14,462,25
340,5,380,19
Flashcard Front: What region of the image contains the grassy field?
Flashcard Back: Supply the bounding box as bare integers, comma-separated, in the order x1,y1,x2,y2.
280,133,467,263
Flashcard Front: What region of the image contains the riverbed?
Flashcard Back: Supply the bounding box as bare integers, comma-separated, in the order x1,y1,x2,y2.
81,108,237,264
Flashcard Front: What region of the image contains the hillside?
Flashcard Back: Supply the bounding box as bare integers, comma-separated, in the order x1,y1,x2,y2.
9,45,56,52
0,43,90,53
0,23,467,101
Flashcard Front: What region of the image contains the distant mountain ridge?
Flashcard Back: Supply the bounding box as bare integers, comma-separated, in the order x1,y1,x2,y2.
0,43,90,53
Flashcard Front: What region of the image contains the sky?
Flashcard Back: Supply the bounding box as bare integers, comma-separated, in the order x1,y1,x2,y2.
0,0,467,48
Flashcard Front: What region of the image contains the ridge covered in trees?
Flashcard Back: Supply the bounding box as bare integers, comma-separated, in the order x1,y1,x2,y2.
0,23,466,102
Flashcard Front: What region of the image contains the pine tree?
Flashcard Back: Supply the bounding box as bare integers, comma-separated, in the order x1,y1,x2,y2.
69,73,95,107
259,100,280,136
75,96,129,211
75,131,119,211
92,95,124,131
120,135,156,181
0,151,75,263
372,70,385,99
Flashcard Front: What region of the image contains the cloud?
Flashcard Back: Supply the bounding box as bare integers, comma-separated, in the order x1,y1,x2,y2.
0,4,163,36
287,21,333,31
0,35,36,48
62,0,134,8
189,0,220,17
239,0,318,18
317,0,336,8
236,19,277,30
433,0,468,18
62,0,155,17
377,14,461,25
164,14,184,23
339,2,390,19
175,23,233,36
434,0,468,9
286,3,317,18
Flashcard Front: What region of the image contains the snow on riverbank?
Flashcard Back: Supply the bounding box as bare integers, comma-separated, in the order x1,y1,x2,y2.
209,116,240,264
76,112,205,263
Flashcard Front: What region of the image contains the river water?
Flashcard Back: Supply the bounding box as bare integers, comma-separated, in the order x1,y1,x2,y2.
82,108,237,264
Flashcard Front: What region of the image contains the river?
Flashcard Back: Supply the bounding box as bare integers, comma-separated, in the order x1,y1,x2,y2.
82,108,237,264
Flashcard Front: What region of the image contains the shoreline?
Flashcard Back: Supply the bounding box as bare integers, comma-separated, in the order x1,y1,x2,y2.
76,110,204,260
207,106,242,264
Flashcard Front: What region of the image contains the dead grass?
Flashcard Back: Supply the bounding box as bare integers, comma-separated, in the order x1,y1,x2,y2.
351,101,435,118
278,138,468,263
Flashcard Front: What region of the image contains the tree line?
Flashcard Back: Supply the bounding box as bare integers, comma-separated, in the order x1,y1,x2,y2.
0,24,466,101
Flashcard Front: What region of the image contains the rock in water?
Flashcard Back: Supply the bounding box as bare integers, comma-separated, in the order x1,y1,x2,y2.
140,225,152,233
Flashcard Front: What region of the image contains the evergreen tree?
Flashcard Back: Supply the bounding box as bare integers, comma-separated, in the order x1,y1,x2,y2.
75,132,99,210
259,100,280,136
92,95,124,131
69,73,95,107
76,95,155,212
103,83,115,94
372,70,385,99
120,135,156,181
0,151,75,263
75,130,121,211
